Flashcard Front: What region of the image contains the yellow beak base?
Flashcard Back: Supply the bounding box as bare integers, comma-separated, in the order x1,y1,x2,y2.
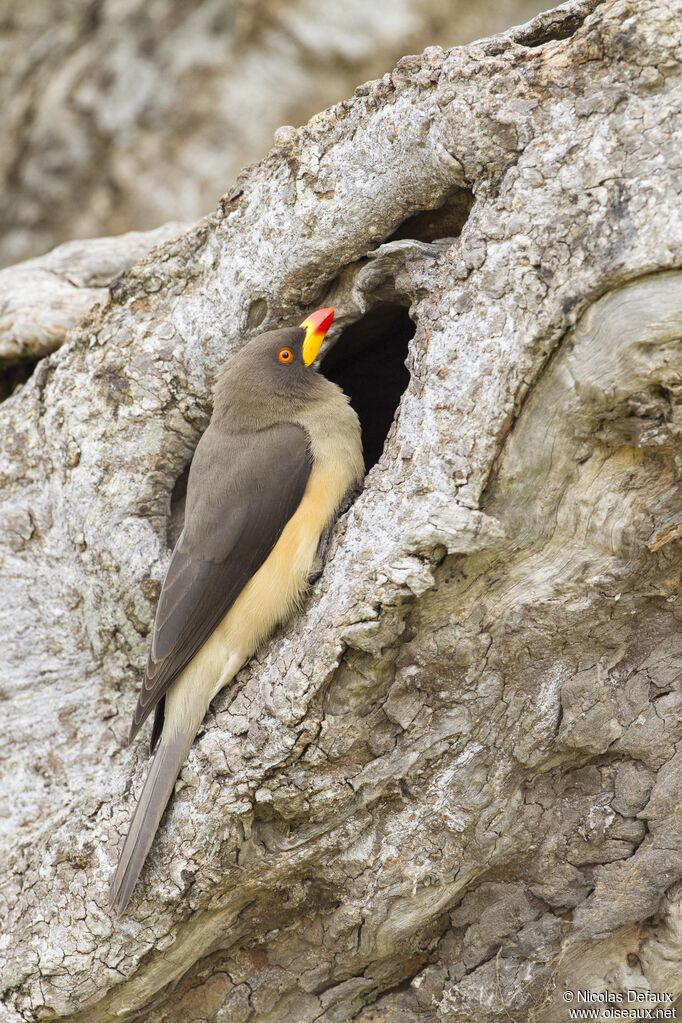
300,308,335,366
302,330,324,367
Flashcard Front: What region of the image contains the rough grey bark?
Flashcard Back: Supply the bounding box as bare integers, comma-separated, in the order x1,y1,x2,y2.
2,1,682,1021
0,0,546,268
0,222,188,370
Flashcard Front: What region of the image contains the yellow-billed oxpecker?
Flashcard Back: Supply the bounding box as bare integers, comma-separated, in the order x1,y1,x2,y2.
110,309,363,914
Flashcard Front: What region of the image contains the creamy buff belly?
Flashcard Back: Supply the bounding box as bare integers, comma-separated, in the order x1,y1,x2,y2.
163,454,356,737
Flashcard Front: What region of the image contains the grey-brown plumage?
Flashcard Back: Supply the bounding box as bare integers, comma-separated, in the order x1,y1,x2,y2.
110,313,363,914
131,422,313,743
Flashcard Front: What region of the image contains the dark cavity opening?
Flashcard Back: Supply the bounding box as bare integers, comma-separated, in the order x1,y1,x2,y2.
516,11,587,47
0,356,41,402
386,187,474,245
321,304,414,472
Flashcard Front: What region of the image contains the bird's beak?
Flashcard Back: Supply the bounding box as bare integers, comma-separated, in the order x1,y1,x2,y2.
300,308,335,366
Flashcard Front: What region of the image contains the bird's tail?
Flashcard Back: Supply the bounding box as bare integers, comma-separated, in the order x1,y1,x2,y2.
109,729,194,916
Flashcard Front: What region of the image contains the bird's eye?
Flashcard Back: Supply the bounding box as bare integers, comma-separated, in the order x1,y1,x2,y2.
278,347,294,364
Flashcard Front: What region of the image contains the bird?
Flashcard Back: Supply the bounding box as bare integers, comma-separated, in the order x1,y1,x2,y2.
109,308,363,914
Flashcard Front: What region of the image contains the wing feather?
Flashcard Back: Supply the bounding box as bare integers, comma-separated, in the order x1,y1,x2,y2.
129,421,312,741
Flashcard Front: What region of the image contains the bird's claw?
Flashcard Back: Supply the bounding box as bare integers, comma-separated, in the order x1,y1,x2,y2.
307,564,323,585
307,484,363,586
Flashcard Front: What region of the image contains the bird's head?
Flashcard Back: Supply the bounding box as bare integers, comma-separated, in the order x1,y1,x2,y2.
214,308,336,420
247,307,334,376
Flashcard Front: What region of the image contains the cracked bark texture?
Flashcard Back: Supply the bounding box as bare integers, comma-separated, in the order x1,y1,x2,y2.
2,0,682,1020
0,0,545,269
0,223,189,400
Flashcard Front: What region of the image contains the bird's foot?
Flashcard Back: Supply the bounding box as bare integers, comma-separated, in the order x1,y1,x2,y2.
307,533,329,585
307,484,363,585
307,561,324,585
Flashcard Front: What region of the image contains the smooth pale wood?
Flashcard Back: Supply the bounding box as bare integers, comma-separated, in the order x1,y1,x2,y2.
2,0,682,1020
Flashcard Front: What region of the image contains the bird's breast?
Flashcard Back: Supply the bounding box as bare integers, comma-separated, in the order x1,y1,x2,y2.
166,402,363,719
191,452,356,706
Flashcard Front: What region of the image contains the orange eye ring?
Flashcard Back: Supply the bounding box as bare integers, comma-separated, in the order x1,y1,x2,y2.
278,347,294,364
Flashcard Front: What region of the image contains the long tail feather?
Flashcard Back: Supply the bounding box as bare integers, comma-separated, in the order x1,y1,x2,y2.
109,730,194,915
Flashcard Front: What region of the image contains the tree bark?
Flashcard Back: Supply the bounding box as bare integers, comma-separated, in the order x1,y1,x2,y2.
0,0,545,268
0,223,189,398
2,1,682,1021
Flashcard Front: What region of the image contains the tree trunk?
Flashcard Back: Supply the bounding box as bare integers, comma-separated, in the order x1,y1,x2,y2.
2,1,682,1020
0,0,545,268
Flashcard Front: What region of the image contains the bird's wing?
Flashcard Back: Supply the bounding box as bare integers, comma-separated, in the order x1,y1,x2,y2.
129,421,312,741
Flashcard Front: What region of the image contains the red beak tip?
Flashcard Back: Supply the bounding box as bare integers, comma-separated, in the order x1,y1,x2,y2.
312,307,335,334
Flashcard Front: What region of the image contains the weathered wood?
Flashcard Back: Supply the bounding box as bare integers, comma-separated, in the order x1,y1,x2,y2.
0,223,188,365
0,0,545,268
2,1,681,1020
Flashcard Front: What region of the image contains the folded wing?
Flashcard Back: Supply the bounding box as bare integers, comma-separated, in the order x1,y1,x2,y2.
129,420,312,742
